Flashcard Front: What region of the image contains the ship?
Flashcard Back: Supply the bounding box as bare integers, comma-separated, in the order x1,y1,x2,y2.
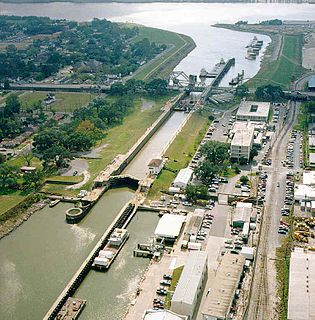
55,297,86,320
229,70,244,86
92,228,129,271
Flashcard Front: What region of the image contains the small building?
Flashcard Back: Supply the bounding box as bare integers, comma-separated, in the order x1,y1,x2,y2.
201,253,245,320
148,158,163,175
287,248,315,320
232,202,252,228
309,153,315,167
308,135,315,151
295,184,315,202
236,101,271,122
186,209,205,236
173,168,193,189
230,127,254,162
308,74,315,91
303,171,315,186
171,251,208,318
143,310,188,320
154,214,186,242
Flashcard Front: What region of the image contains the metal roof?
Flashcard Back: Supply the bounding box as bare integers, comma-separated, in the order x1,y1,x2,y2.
154,214,186,239
287,248,315,320
308,75,315,89
201,253,245,319
171,251,208,306
236,101,270,119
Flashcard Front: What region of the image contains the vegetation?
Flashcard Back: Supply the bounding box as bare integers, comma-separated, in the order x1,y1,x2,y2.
165,265,184,310
255,84,284,101
147,108,211,199
240,175,249,185
246,34,306,89
0,16,167,82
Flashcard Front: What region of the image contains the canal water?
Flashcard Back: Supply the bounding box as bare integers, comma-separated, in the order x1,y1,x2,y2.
123,111,187,179
0,3,314,319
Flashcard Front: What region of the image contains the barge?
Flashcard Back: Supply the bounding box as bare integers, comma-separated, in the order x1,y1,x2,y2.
55,297,86,320
92,228,129,271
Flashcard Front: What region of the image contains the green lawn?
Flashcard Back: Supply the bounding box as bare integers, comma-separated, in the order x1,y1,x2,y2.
0,194,27,216
19,91,96,112
246,34,306,89
147,108,211,200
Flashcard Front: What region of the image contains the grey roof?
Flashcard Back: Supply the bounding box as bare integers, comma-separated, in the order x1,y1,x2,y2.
172,251,207,306
202,253,245,319
287,248,315,320
308,75,315,89
236,101,270,119
231,127,254,147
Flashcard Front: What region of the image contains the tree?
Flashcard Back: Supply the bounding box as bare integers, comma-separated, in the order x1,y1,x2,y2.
21,149,34,166
145,79,168,96
42,145,71,168
194,162,219,185
22,170,43,190
4,93,20,117
200,141,230,165
0,164,19,188
235,85,248,97
3,79,10,90
240,175,249,185
255,85,284,101
185,185,208,203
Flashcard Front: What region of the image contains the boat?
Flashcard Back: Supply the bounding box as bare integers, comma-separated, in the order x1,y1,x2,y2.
229,70,244,86
55,297,86,320
92,228,129,271
246,36,257,48
49,199,60,207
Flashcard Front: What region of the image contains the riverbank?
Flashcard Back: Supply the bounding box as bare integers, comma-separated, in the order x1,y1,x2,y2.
214,23,308,89
0,195,47,239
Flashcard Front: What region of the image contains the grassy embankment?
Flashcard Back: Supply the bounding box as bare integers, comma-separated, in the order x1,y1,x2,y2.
42,93,177,195
247,34,306,89
128,25,196,81
147,108,211,200
19,91,96,112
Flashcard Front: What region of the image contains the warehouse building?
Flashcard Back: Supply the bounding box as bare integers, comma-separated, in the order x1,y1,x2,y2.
232,202,252,228
236,101,271,122
295,184,315,202
201,253,245,320
308,74,315,91
171,251,208,318
173,168,193,189
154,214,186,242
287,248,315,320
309,153,315,167
230,127,254,161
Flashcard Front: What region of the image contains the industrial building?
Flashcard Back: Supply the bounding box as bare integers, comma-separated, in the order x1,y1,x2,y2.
309,153,315,167
173,168,193,189
287,248,315,320
154,214,186,242
303,171,315,185
171,251,208,318
295,184,315,202
232,202,252,228
308,74,315,91
236,101,271,122
143,310,188,320
201,253,245,320
308,135,315,151
230,127,254,161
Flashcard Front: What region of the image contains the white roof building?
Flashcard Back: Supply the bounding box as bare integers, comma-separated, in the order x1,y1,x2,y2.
236,101,271,122
287,248,315,320
303,171,315,185
173,168,193,189
230,127,254,161
154,214,186,240
309,136,315,150
309,153,315,166
143,310,188,320
171,251,208,318
294,184,315,202
232,202,252,227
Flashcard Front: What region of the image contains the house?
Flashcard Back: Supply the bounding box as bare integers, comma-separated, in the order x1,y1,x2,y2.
148,159,163,175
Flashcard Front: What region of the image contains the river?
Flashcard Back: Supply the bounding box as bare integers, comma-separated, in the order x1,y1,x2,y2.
0,3,314,320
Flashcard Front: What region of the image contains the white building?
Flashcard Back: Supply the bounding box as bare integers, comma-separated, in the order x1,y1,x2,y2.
154,214,186,242
143,310,188,320
303,171,315,186
171,251,208,318
232,202,252,228
309,135,315,151
173,168,193,189
148,159,163,175
201,253,245,320
230,127,254,161
287,248,315,320
236,101,271,122
294,184,315,202
309,153,315,166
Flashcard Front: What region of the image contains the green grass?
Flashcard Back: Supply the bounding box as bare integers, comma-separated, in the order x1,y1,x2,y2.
127,25,195,81
40,183,80,197
19,91,96,112
86,93,177,188
45,175,83,183
165,265,184,309
0,194,27,216
147,108,211,200
246,34,306,89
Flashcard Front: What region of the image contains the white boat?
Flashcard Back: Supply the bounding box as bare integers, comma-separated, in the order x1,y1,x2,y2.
49,199,60,207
